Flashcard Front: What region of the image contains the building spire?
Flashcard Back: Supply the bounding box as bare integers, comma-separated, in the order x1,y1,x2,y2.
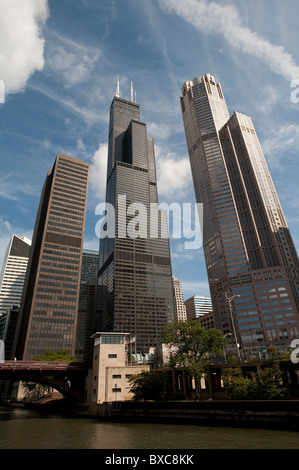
115,74,120,98
131,81,134,102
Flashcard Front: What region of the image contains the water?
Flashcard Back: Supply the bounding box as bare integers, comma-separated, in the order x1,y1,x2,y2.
0,406,299,449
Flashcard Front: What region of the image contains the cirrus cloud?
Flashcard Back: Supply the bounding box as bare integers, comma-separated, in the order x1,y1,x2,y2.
159,0,299,81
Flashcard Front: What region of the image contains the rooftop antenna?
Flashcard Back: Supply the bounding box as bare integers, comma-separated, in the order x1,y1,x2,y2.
116,74,120,97
131,81,134,102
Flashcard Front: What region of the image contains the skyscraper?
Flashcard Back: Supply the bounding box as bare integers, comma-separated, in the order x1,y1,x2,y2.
80,249,99,284
14,155,89,360
185,295,213,320
172,276,187,321
0,235,31,316
97,84,175,354
181,73,299,354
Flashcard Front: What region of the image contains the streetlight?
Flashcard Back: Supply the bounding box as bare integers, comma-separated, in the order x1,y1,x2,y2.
222,333,232,363
227,294,241,361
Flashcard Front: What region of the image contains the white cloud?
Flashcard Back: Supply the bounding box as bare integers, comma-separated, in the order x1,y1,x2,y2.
156,150,191,197
159,0,299,81
89,143,108,201
180,280,211,299
147,122,172,141
0,0,49,95
0,173,41,201
262,123,299,169
47,35,101,86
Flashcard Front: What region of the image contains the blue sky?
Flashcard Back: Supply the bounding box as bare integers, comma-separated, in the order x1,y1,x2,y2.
0,0,299,301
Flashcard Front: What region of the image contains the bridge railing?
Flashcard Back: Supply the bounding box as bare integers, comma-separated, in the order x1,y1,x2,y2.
0,361,77,371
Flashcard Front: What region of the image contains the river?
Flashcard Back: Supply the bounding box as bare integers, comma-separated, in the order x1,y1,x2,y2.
0,406,299,450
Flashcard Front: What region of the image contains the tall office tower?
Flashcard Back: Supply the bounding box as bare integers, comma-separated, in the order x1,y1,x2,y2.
80,249,99,284
181,73,299,354
76,278,97,362
97,84,175,353
0,306,20,360
185,295,213,320
0,235,31,316
76,249,99,361
172,276,187,321
14,155,89,360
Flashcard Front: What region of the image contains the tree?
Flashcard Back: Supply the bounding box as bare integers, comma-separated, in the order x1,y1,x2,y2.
128,371,172,402
255,364,287,400
223,365,287,400
33,349,77,362
223,368,258,400
161,320,224,399
21,350,77,400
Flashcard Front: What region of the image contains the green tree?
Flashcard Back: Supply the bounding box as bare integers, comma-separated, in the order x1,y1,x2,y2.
223,368,258,400
129,370,172,402
161,320,224,399
223,365,287,400
33,349,77,362
255,364,287,400
22,350,77,400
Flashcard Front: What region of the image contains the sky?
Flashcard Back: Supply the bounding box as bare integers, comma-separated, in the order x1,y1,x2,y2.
0,0,299,302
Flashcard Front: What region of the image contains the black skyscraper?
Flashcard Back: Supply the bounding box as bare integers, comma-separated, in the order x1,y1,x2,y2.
97,85,175,354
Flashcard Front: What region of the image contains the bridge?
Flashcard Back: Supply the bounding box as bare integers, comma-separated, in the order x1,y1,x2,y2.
0,361,90,401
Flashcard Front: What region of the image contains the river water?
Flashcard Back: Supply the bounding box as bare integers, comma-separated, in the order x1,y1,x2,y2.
0,406,299,450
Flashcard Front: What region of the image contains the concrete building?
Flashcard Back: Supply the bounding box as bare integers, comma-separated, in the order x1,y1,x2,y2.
198,311,215,330
85,332,150,404
181,73,299,354
172,276,187,321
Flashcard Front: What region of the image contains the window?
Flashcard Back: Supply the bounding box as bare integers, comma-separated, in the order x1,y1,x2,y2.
108,354,117,359
112,374,121,379
101,335,124,344
112,388,121,393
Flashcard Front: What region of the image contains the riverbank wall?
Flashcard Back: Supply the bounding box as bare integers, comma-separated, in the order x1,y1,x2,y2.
3,397,299,431
77,400,299,431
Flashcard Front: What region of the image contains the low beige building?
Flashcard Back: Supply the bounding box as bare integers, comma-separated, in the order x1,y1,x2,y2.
85,332,150,404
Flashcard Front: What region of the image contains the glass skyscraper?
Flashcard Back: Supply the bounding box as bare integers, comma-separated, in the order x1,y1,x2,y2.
97,88,175,354
181,73,299,354
14,154,89,360
0,235,31,316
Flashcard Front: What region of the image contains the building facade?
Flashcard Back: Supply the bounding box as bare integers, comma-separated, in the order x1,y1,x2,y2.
0,235,31,316
14,155,89,360
185,295,213,320
172,276,187,321
97,87,175,354
181,73,299,354
85,332,150,404
80,249,99,284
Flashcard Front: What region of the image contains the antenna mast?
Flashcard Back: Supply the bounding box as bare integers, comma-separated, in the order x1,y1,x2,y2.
116,74,120,97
